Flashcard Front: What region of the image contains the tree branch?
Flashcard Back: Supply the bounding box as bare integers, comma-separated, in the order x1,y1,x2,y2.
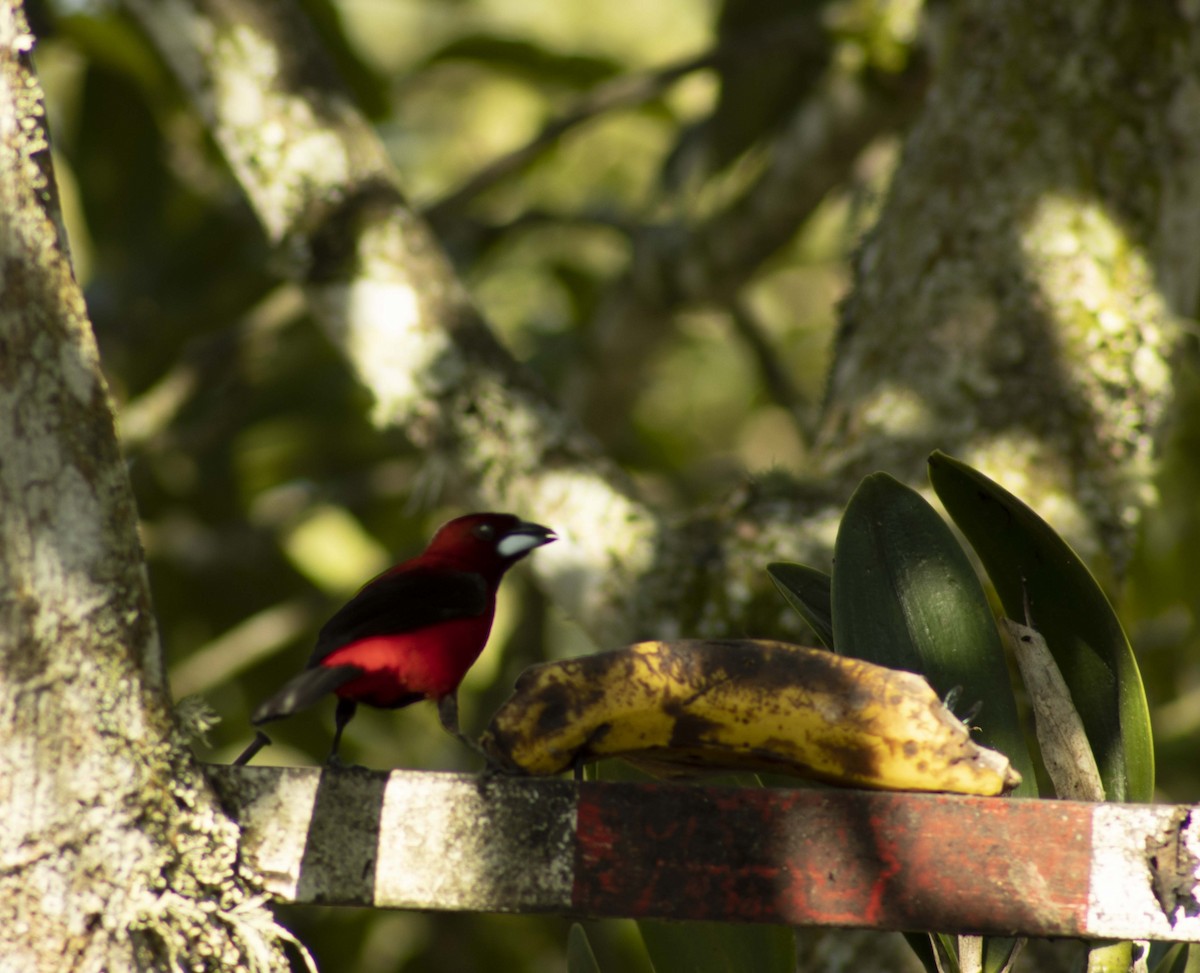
423,14,828,224
123,0,1195,655
123,0,842,646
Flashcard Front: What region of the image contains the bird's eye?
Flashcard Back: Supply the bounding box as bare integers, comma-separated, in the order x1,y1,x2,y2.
472,523,496,541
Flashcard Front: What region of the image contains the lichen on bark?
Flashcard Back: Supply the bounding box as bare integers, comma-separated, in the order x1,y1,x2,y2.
820,0,1196,575
0,2,297,968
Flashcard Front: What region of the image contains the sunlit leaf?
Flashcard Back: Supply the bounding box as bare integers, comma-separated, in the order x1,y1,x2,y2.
928,451,1154,803
830,472,1036,795
1085,941,1134,973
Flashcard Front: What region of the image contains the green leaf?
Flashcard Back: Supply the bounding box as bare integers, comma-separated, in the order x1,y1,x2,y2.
1148,942,1190,973
906,928,1022,973
830,472,1037,796
638,921,794,973
982,936,1025,973
928,451,1154,803
902,933,943,973
766,562,834,648
930,934,960,973
1085,941,1134,973
568,924,603,973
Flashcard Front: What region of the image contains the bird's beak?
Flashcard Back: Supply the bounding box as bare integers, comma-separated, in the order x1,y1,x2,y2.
497,521,557,558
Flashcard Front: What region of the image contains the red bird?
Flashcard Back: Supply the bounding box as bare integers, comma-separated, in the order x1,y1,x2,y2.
233,512,556,766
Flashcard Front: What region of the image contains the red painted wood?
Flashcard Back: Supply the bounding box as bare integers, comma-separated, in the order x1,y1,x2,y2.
573,783,1093,936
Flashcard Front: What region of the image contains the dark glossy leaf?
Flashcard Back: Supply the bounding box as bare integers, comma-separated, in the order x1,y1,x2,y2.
909,919,1021,971
928,451,1154,803
831,472,1037,795
766,562,834,648
983,936,1024,973
638,920,794,973
930,933,959,973
568,924,602,973
1148,942,1190,973
902,933,942,973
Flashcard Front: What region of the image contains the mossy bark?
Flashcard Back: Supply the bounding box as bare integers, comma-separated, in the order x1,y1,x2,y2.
821,0,1198,576
0,3,294,969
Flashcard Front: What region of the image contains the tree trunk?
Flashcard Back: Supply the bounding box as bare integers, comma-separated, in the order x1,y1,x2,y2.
821,0,1197,577
0,3,295,969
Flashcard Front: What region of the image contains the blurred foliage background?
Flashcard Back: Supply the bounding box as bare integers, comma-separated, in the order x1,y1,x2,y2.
23,0,1200,969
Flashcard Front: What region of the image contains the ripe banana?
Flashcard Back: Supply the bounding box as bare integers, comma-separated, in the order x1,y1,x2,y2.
480,639,1020,796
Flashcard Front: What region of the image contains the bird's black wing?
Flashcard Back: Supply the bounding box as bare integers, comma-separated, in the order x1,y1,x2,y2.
308,567,489,665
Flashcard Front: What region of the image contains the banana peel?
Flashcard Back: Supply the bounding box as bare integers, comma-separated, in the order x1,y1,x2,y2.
480,639,1020,796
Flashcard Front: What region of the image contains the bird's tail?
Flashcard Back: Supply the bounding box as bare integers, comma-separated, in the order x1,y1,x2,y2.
251,664,363,725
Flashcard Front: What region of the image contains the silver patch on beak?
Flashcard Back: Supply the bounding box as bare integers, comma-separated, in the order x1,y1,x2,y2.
497,529,555,558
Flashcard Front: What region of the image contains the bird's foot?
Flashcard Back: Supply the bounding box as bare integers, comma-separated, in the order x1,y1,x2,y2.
324,751,371,772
